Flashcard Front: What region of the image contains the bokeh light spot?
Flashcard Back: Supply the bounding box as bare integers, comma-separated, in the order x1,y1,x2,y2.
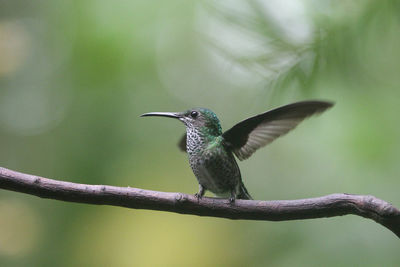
0,21,30,77
0,199,41,257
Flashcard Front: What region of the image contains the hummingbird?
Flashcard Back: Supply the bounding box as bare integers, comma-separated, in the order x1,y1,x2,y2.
141,100,333,202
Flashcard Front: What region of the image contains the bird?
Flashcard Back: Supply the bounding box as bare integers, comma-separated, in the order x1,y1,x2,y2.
141,100,333,202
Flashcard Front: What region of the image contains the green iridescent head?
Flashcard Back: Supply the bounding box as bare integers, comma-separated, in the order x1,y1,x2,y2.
182,108,222,136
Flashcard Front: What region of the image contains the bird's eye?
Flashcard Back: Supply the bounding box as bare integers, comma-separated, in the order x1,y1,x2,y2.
190,111,198,118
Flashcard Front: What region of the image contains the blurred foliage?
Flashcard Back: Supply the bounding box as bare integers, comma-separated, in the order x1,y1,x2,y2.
0,0,399,266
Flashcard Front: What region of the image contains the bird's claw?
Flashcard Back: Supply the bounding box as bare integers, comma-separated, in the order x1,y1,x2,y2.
194,193,203,200
229,196,235,203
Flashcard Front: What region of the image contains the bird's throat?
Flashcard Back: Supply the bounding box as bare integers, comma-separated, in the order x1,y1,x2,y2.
186,127,220,154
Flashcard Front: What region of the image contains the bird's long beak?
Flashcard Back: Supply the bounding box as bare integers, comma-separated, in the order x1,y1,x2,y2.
140,112,182,119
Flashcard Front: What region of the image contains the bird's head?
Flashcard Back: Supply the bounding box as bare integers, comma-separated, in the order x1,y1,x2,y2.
141,108,222,136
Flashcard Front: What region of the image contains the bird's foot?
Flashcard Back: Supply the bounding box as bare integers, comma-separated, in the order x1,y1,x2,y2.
194,184,205,201
194,193,203,200
229,190,237,204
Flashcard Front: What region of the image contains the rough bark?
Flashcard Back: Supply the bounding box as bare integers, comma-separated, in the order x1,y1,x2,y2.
0,167,399,238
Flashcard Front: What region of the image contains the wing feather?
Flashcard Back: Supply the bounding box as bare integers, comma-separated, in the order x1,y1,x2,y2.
177,133,187,152
222,100,333,160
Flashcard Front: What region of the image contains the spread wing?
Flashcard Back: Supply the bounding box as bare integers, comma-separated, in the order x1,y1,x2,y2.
177,133,187,152
222,100,334,161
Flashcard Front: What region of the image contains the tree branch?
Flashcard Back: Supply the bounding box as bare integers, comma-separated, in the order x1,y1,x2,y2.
0,167,399,238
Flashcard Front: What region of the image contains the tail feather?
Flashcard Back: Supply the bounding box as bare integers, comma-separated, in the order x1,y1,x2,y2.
237,182,252,200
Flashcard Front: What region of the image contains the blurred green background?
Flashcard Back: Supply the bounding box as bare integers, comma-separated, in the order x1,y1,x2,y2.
0,0,399,266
